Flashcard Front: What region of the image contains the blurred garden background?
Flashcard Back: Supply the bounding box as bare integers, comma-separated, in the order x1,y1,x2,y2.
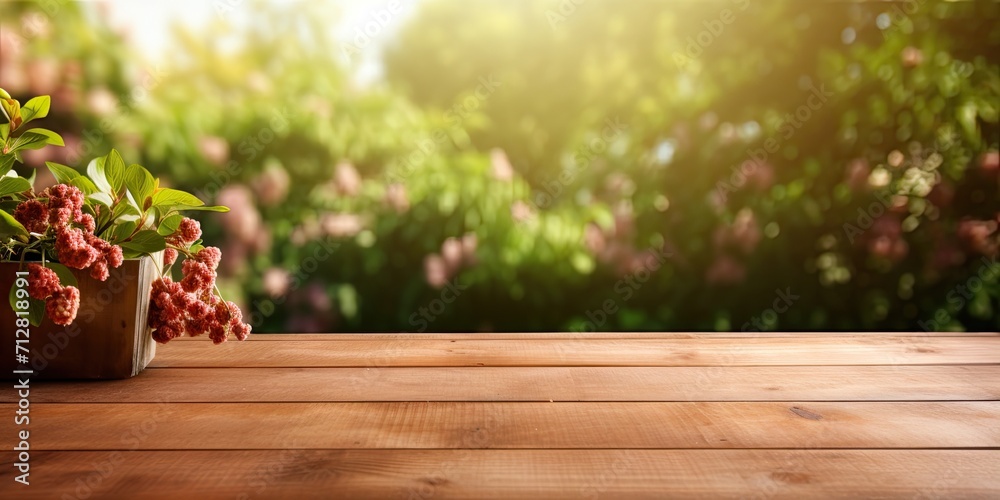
1,0,997,333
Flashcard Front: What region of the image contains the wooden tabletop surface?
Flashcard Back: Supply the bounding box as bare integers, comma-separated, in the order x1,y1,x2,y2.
2,332,999,498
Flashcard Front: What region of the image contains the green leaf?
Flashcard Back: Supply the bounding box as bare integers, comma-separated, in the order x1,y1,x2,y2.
1,97,21,130
0,123,8,141
157,213,183,235
9,283,45,328
112,220,137,244
10,129,62,151
20,96,50,124
0,209,28,239
0,154,14,177
46,161,81,184
105,149,126,194
124,164,155,210
70,176,99,195
44,262,78,288
173,204,230,213
120,229,166,254
87,156,112,194
112,200,139,220
88,191,114,207
152,188,205,208
0,177,30,197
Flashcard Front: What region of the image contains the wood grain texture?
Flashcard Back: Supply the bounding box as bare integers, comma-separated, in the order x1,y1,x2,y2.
151,337,1000,367
2,450,998,499
6,333,997,498
12,401,999,450
0,258,157,379
9,365,999,403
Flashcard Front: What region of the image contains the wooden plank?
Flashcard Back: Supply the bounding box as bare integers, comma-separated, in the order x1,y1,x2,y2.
150,337,1000,367
10,365,1000,403
2,450,997,499
12,402,999,450
171,331,1000,340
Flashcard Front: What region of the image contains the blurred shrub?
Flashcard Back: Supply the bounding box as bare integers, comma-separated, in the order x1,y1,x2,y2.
2,0,997,332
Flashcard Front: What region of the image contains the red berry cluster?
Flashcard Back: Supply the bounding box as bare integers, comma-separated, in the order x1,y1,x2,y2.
14,184,124,281
26,263,80,326
148,221,251,344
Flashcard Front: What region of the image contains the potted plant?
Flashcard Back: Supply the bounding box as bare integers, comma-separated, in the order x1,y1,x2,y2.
1,89,251,379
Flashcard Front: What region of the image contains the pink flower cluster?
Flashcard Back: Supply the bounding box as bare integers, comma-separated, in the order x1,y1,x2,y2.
148,245,251,344
26,263,80,326
13,184,123,281
163,217,202,266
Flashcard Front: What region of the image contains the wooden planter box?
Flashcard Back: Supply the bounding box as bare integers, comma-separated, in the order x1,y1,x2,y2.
0,257,159,379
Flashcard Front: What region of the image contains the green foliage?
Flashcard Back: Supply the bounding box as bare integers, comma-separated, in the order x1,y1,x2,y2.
2,0,997,333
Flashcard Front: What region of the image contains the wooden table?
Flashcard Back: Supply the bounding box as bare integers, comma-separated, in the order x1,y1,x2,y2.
3,332,999,498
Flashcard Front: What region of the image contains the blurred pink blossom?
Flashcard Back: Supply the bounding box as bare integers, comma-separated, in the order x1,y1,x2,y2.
901,46,923,68
714,208,761,254
217,185,262,244
705,255,746,285
747,162,774,190
0,61,28,93
384,183,410,213
424,254,449,289
511,200,534,223
251,161,291,207
334,161,362,196
21,13,51,39
958,218,999,257
0,30,24,64
980,151,999,175
613,202,634,239
490,148,514,181
583,223,607,256
845,158,871,191
198,136,230,167
441,237,463,273
86,88,118,117
262,267,291,298
461,233,478,266
731,208,761,254
321,213,364,238
27,58,59,95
